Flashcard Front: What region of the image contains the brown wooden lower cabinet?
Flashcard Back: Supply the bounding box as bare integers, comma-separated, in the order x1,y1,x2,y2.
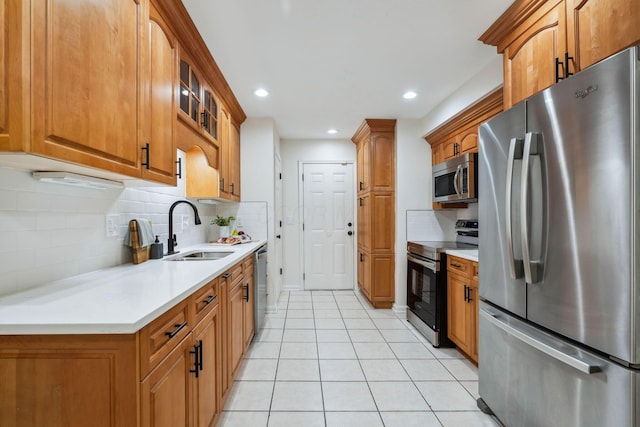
0,253,256,427
446,255,479,363
357,248,394,308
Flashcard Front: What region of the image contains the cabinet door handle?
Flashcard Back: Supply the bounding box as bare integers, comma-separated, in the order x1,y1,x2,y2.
230,182,235,195
359,198,363,207
564,52,574,79
220,178,225,192
190,344,199,377
243,284,250,301
141,143,150,169
197,339,203,372
165,321,187,339
203,294,217,305
359,181,363,191
175,157,182,179
201,111,208,128
360,253,363,262
467,287,473,303
555,57,564,83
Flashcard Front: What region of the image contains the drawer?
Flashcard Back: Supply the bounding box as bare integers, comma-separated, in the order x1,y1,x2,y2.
139,299,192,378
192,278,219,325
224,262,244,288
447,255,471,277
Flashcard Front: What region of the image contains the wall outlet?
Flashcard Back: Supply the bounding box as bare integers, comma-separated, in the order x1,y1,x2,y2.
235,217,243,227
181,215,190,231
105,215,119,237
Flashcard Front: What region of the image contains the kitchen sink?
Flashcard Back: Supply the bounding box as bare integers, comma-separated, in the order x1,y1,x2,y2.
166,251,234,261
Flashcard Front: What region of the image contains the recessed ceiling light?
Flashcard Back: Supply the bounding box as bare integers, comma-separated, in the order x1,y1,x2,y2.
327,129,338,134
403,91,417,100
254,88,269,97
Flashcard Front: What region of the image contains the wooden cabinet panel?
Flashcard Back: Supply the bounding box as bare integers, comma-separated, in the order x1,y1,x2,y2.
441,139,458,161
459,129,478,155
230,121,241,200
446,255,478,363
566,0,640,71
31,0,142,176
192,278,218,325
447,273,470,355
371,132,394,192
357,193,371,252
243,270,255,352
0,335,137,427
228,280,245,382
370,193,394,253
144,8,177,185
503,1,566,108
192,306,220,427
357,249,371,299
141,334,192,427
371,254,394,303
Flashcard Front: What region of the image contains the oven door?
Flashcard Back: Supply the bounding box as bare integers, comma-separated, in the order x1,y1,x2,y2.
407,254,440,333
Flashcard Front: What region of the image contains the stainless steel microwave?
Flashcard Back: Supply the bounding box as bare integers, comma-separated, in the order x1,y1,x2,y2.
432,153,477,203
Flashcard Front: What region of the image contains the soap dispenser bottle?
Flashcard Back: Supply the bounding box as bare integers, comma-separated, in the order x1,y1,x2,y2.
150,235,164,259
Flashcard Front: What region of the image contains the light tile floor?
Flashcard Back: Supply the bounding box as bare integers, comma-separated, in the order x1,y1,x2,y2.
219,290,501,427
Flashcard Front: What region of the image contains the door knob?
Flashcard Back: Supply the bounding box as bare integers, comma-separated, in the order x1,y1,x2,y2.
348,231,353,236
276,235,281,239
347,222,352,227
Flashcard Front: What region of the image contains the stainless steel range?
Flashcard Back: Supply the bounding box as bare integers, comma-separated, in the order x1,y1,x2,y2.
406,220,478,347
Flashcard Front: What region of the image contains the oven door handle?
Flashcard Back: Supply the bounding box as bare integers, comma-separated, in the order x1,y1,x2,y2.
407,254,437,272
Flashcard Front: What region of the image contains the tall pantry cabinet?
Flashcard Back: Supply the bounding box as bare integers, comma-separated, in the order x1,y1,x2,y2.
352,119,396,309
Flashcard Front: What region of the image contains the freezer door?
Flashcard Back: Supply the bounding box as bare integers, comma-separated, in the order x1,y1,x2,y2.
524,46,639,364
478,102,527,317
479,302,639,427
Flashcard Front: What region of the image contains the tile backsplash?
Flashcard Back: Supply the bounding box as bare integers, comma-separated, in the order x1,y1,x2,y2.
0,161,219,296
406,205,479,242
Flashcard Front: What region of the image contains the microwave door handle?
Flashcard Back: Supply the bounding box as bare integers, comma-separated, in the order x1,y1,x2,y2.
520,132,543,284
453,165,461,196
506,137,524,279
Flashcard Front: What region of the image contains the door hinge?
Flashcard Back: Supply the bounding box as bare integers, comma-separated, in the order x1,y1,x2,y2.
280,268,283,275
279,173,282,180
303,273,306,280
302,223,305,231
279,220,282,227
302,173,304,181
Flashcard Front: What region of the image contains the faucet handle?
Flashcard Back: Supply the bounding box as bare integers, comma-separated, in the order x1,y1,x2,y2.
172,234,178,246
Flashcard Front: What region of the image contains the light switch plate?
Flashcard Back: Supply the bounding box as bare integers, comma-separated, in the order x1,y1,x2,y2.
181,215,190,231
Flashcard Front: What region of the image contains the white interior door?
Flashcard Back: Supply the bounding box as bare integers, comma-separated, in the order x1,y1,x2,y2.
302,163,355,290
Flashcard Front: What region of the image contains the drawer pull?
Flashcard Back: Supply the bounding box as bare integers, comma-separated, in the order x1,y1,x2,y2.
165,321,187,339
452,263,462,268
222,273,232,279
204,294,217,305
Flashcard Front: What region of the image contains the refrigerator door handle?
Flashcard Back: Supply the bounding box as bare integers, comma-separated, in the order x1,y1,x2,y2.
506,137,524,279
480,308,602,374
521,132,543,283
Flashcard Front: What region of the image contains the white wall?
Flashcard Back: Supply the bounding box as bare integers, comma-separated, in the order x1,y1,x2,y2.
240,118,281,311
394,119,432,313
0,151,218,296
421,56,503,136
280,139,356,290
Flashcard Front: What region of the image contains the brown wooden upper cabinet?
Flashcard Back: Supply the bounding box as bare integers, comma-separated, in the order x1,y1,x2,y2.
178,56,220,147
425,88,503,209
1,0,178,185
480,0,640,109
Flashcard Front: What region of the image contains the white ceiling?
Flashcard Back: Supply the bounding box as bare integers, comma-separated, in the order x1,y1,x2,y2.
181,0,511,140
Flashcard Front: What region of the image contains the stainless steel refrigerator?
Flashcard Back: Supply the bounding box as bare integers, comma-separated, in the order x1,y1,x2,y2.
478,46,640,427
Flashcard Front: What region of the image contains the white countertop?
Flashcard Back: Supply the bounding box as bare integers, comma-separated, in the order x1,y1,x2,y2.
445,248,478,262
0,241,266,335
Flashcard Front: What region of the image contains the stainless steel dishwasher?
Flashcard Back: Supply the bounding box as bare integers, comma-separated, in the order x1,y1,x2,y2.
253,244,268,334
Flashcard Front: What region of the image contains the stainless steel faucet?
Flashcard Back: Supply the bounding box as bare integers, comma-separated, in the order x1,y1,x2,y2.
167,200,202,255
